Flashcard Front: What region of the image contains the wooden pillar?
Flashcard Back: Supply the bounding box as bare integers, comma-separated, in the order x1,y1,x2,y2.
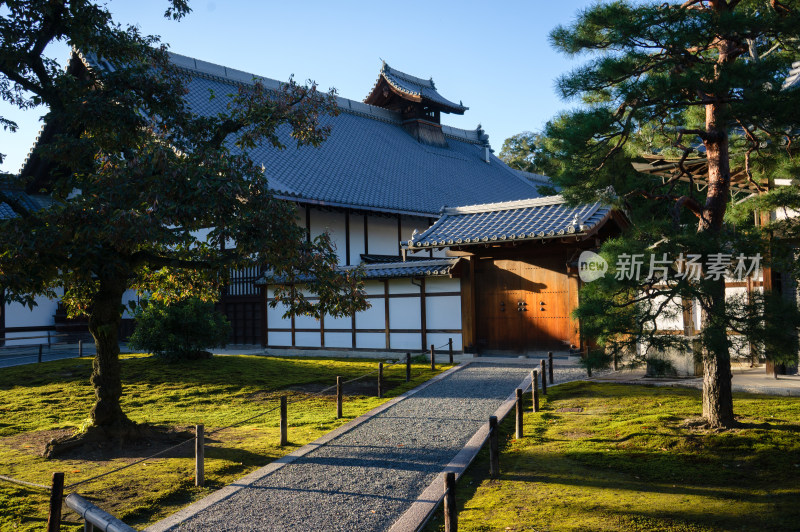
279,396,287,446
420,278,427,351
195,424,205,487
345,211,351,266
443,472,457,532
261,285,269,347
46,472,64,532
384,280,390,350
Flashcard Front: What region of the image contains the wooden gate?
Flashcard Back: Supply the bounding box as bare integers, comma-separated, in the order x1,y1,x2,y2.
475,255,579,352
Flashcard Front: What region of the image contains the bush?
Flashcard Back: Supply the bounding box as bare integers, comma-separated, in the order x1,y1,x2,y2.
129,298,231,361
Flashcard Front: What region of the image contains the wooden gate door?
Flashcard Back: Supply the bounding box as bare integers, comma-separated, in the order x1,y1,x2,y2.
475,256,578,352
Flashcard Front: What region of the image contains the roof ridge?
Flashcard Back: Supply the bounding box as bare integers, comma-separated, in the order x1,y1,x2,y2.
383,63,434,90
443,195,565,214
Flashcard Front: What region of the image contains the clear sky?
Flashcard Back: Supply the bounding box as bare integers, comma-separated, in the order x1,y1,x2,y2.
0,0,593,174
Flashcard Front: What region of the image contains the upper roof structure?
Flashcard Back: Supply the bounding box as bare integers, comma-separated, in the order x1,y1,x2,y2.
405,196,614,249
0,180,49,220
364,62,467,115
18,52,544,217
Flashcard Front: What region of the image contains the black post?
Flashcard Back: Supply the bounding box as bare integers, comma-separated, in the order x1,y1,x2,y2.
195,424,205,487
78,340,83,358
279,396,287,446
336,376,343,419
548,351,554,384
406,352,411,382
540,360,547,395
38,344,42,363
46,472,64,532
430,344,435,370
378,362,383,399
443,471,457,532
489,416,499,478
448,337,454,364
531,370,540,412
515,388,523,439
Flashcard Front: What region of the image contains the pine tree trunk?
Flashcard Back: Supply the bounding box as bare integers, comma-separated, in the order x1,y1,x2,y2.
87,275,133,432
698,90,736,428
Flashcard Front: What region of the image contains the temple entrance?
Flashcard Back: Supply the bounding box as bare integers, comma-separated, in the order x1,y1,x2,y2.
475,255,579,352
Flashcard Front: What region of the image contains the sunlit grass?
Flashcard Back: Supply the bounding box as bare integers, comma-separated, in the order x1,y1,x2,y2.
425,382,800,532
0,353,449,530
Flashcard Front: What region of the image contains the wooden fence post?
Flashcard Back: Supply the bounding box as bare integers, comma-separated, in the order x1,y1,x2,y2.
443,471,457,532
540,360,547,395
489,416,499,478
406,352,411,382
195,424,204,487
448,338,453,364
38,345,42,363
548,351,554,384
46,472,64,532
336,376,343,419
515,388,523,439
279,396,287,447
378,363,383,399
78,340,83,358
531,370,540,412
430,344,435,370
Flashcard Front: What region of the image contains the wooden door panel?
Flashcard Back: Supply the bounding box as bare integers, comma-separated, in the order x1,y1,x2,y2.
476,256,578,351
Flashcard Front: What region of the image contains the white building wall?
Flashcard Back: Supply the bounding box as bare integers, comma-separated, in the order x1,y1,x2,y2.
310,210,347,266
367,216,399,256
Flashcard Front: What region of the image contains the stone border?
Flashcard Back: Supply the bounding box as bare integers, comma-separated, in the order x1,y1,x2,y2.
144,361,472,532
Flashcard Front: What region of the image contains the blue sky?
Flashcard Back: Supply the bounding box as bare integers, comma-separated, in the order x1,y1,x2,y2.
1,0,593,173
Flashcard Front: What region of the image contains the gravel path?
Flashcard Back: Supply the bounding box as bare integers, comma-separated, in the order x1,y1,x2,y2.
155,363,591,532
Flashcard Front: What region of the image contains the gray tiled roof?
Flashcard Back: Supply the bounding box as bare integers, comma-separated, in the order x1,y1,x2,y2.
0,184,49,220
406,196,612,249
372,63,468,114
98,52,539,217
784,61,800,90
343,258,459,279
259,257,458,284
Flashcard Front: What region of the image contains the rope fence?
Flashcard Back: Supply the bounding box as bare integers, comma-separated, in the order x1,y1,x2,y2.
0,337,460,525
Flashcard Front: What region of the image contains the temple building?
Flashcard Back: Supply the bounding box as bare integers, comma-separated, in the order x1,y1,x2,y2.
3,53,627,354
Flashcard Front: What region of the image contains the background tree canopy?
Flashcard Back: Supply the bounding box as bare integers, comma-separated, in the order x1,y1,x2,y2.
0,0,367,444
519,0,800,428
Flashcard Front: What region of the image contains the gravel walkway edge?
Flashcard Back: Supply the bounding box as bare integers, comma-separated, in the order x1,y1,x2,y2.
389,374,593,532
143,362,473,532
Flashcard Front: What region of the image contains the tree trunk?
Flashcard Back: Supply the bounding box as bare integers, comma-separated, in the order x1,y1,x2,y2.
87,275,134,432
697,69,736,427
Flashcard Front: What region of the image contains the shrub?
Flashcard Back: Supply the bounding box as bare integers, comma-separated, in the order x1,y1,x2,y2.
129,298,231,361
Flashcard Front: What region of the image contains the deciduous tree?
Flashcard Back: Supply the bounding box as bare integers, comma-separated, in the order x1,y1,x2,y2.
0,0,367,446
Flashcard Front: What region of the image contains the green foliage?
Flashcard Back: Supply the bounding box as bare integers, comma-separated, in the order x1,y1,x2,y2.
128,298,231,361
0,1,368,426
542,2,800,409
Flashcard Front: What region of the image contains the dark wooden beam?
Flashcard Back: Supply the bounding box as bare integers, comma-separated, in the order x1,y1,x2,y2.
345,210,351,266
384,280,391,349
420,278,427,350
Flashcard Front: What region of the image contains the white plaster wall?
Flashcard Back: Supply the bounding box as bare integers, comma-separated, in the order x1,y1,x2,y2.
121,289,139,319
266,294,293,329
356,332,384,349
367,216,399,256
426,296,461,330
650,295,683,331
425,277,459,293
323,313,352,330
363,281,385,296
349,215,365,265
268,331,292,346
324,332,352,348
295,313,321,330
310,209,347,266
295,331,321,348
389,298,420,329
388,279,420,295
390,333,421,350
356,298,385,330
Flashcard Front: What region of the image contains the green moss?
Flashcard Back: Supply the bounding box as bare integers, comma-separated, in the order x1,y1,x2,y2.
425,382,800,532
0,354,449,530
